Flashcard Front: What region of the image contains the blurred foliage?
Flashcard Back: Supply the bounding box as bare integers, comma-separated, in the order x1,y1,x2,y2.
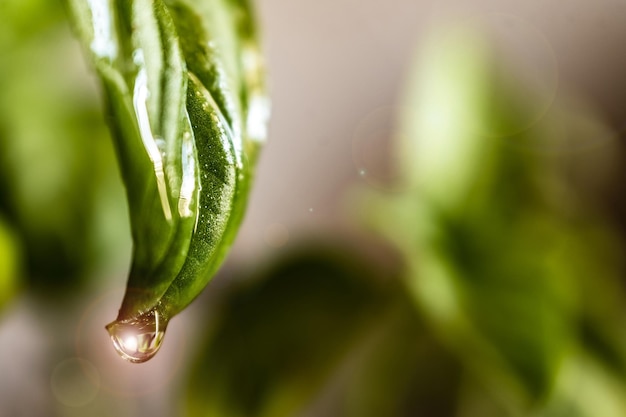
0,215,20,312
0,0,130,298
362,25,626,416
185,247,462,417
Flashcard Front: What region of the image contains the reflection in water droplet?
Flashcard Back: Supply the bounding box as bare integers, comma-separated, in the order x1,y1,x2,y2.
106,308,167,363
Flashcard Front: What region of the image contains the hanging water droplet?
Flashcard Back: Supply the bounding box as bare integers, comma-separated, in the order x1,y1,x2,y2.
105,308,167,363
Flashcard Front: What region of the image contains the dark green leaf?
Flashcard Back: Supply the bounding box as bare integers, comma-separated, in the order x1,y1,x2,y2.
185,247,463,417
64,0,268,349
0,216,20,312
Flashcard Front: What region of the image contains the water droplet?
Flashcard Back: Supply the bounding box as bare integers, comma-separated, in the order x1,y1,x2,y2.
105,308,167,363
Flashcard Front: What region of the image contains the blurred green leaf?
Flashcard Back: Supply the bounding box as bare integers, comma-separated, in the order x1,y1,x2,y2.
0,215,20,312
362,24,626,415
184,248,463,417
0,0,127,293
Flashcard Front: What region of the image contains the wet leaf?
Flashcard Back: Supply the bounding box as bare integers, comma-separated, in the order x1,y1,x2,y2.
65,0,268,360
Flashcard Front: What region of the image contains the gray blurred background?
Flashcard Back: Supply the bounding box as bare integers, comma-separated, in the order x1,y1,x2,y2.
240,0,626,254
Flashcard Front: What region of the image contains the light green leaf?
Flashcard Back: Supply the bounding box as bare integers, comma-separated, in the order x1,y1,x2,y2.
362,23,626,415
0,0,124,293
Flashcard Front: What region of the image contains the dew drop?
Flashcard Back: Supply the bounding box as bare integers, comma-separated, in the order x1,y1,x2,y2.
105,308,167,363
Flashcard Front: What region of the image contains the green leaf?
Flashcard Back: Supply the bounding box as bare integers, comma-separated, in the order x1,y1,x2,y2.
64,0,268,361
